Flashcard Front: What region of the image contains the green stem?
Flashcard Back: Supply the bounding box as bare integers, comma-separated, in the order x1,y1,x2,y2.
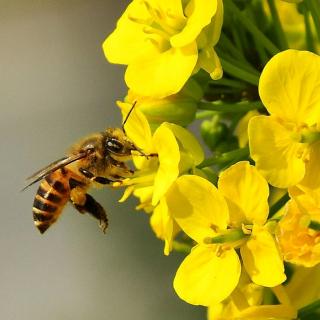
213,78,247,89
219,53,260,76
298,299,320,318
219,33,246,61
266,0,289,50
253,33,269,65
225,0,280,55
198,101,264,113
231,24,245,54
269,193,290,218
303,6,316,52
197,147,249,169
307,0,320,42
220,58,260,85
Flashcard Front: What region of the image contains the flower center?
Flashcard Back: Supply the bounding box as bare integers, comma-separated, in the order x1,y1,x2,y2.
128,1,186,50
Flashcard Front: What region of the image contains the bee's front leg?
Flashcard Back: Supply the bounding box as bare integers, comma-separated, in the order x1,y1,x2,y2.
79,168,123,184
70,188,108,233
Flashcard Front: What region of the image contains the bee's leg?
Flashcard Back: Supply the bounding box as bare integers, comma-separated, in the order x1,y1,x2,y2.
79,168,124,184
70,188,108,233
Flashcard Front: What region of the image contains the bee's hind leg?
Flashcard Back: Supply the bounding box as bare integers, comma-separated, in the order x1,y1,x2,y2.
70,190,108,233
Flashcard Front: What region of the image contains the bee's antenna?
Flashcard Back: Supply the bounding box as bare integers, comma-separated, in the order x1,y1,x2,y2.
122,101,137,134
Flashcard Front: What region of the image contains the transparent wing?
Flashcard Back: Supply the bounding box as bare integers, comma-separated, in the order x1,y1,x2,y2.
22,151,88,191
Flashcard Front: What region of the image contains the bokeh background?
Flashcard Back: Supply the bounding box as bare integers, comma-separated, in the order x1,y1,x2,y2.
0,1,205,319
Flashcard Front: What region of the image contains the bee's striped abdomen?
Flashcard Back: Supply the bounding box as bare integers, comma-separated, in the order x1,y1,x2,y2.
33,169,70,234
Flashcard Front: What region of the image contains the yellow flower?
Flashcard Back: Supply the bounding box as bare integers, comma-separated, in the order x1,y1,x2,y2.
120,79,203,128
208,273,297,320
103,0,223,98
117,102,204,254
248,50,320,188
276,188,320,267
166,162,285,306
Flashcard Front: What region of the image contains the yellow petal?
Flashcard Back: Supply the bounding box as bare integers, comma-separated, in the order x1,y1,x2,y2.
117,100,153,152
248,115,305,188
218,161,269,226
152,124,180,206
118,186,134,203
234,110,260,148
174,245,241,306
259,50,320,125
166,175,229,243
201,0,223,47
300,141,320,190
239,305,297,319
103,0,159,65
163,123,204,165
133,185,154,207
125,43,198,98
170,0,218,48
150,198,175,256
276,198,320,267
241,226,286,287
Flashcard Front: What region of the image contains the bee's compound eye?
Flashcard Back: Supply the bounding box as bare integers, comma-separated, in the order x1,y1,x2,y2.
106,138,123,153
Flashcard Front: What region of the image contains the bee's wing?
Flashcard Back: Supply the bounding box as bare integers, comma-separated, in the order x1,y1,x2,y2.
22,152,88,191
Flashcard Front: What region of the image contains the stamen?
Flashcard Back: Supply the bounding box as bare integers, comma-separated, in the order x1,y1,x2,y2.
142,1,180,36
143,26,170,40
128,15,150,25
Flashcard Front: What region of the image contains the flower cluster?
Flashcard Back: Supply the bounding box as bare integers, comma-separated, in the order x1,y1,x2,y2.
103,0,320,319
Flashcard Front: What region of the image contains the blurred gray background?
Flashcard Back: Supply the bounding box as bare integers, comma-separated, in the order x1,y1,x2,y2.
0,1,204,319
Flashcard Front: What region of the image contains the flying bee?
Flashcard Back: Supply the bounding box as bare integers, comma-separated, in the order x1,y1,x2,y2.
24,103,147,234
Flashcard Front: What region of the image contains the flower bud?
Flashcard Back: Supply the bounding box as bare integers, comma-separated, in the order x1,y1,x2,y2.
122,79,203,127
201,115,228,150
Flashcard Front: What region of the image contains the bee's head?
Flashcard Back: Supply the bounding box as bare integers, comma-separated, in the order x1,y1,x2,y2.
104,128,137,158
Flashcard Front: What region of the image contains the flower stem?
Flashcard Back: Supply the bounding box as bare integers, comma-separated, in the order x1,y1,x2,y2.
225,0,280,55
266,0,289,50
219,53,260,76
219,33,246,62
303,5,316,52
213,78,247,89
307,0,320,42
197,147,249,169
220,58,260,85
298,299,320,318
269,193,290,218
198,101,264,113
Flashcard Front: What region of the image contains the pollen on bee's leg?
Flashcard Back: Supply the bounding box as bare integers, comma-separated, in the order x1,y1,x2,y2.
99,218,108,234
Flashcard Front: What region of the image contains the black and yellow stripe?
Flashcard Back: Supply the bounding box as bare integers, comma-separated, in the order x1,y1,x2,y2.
32,169,71,234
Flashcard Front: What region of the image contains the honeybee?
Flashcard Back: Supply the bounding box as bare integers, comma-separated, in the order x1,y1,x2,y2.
24,104,145,234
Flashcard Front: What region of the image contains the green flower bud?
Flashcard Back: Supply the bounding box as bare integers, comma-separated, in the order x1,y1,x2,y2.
124,79,203,127
201,115,228,150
